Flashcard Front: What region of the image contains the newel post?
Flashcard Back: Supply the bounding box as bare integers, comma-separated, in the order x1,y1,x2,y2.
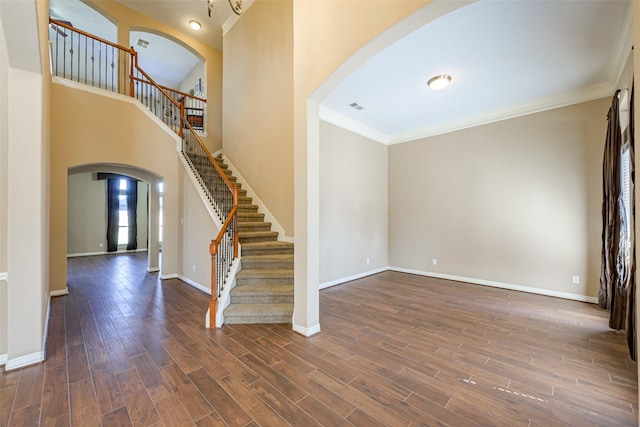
209,240,218,328
129,49,137,97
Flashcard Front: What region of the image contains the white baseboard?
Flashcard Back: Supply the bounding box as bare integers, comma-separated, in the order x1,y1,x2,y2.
4,351,45,371
292,322,321,337
160,273,179,280
320,267,389,290
390,267,598,304
0,354,7,365
67,248,148,258
147,267,160,273
176,275,211,295
50,288,69,297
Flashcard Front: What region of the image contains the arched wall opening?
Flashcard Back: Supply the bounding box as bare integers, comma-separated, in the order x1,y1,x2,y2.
68,164,164,274
293,1,472,334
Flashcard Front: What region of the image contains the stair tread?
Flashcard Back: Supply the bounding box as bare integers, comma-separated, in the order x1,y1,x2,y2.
231,284,293,295
242,254,294,261
240,231,279,236
224,303,293,316
237,269,293,278
242,241,293,247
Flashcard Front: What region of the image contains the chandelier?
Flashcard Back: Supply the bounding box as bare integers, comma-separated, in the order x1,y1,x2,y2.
208,0,243,17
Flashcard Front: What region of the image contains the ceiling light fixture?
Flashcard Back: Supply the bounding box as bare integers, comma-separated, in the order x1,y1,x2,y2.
189,20,202,30
427,74,452,91
207,0,243,17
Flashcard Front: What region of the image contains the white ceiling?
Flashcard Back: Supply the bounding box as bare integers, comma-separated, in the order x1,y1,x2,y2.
49,0,632,144
114,0,249,51
321,0,632,144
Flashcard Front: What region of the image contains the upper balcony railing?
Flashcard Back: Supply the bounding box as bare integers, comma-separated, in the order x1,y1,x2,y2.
49,18,237,328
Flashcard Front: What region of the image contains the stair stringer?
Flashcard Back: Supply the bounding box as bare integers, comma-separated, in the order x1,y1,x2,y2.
220,154,293,243
179,153,240,327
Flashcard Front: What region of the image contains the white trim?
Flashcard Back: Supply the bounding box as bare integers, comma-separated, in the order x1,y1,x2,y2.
0,272,7,281
0,354,7,365
292,322,321,337
388,82,614,144
216,258,241,327
320,267,389,290
4,351,45,371
221,154,293,242
50,288,69,297
221,0,255,36
176,275,211,295
42,295,51,360
147,267,160,273
160,273,179,280
389,267,598,304
319,106,389,145
67,248,149,258
319,82,615,146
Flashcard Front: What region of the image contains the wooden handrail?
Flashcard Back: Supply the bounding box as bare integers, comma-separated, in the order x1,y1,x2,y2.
132,76,208,104
50,17,237,328
181,118,238,198
50,19,134,54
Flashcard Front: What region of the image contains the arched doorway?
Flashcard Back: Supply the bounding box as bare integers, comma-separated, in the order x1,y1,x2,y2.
68,164,163,274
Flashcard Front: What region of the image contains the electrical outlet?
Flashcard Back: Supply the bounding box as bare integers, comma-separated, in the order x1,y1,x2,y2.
432,259,438,266
572,275,580,285
366,258,370,265
99,243,104,248
192,265,196,273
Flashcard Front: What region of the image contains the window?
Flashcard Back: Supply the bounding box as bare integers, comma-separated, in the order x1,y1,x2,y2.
118,178,129,245
619,89,632,257
158,182,164,244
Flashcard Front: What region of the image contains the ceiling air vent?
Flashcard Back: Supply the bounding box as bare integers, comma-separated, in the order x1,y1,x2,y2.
349,102,364,111
136,38,150,48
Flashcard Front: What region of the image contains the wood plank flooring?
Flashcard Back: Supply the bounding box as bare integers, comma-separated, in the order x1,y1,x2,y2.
1,252,637,426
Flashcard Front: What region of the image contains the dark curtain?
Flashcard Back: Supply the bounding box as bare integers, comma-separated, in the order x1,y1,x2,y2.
126,178,138,251
106,178,120,252
627,83,636,361
600,90,623,310
600,87,637,361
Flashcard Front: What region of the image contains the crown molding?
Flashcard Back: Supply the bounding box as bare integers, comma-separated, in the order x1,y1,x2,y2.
318,106,390,145
222,0,255,36
320,80,614,146
388,81,615,144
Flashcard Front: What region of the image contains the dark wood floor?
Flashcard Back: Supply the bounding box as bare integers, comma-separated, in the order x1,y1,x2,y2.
1,253,637,426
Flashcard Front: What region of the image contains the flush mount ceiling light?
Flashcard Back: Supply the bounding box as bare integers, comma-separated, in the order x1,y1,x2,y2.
427,74,452,91
189,20,202,30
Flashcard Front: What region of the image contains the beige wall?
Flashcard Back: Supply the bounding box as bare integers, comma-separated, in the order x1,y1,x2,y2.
50,82,182,293
0,9,7,359
67,173,149,255
292,0,434,333
388,98,608,298
179,166,219,289
319,120,388,285
86,0,223,154
0,0,51,366
223,0,294,237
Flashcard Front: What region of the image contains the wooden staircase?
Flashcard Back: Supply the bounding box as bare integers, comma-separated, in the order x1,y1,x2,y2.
214,157,294,324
